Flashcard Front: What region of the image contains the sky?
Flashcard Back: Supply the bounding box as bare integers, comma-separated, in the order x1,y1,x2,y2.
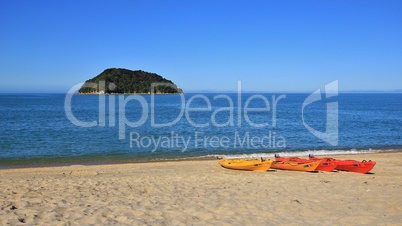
0,0,401,93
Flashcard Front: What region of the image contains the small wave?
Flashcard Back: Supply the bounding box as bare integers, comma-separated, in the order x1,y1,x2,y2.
201,148,389,159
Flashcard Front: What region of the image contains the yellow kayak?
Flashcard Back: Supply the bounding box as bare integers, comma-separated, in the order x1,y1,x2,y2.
218,158,273,171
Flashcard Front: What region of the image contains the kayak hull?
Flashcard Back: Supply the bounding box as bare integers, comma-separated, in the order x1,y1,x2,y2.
275,156,338,172
218,158,273,171
336,160,376,174
309,156,376,174
271,160,321,172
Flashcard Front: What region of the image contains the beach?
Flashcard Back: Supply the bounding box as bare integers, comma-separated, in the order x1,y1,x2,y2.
1,152,401,225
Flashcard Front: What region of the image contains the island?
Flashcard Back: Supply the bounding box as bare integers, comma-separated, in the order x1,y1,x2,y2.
78,68,183,94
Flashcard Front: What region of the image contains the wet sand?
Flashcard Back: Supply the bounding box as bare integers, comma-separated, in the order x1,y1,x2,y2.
1,152,401,225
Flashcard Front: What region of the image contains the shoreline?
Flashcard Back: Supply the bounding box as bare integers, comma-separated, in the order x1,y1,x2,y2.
1,151,401,225
1,149,401,170
0,157,217,170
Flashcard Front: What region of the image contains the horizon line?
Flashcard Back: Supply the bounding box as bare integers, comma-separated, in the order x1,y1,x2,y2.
1,89,401,94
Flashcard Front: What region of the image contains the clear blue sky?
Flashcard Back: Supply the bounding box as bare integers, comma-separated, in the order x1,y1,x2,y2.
0,0,401,93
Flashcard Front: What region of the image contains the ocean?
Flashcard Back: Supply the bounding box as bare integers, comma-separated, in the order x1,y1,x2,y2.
0,93,401,167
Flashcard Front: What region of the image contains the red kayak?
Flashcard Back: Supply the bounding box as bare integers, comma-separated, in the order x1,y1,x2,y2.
275,155,338,172
309,155,376,174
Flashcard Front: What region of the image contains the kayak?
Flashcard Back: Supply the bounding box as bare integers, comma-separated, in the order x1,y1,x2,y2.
218,158,273,171
309,155,376,174
274,155,338,172
335,160,376,173
271,160,321,172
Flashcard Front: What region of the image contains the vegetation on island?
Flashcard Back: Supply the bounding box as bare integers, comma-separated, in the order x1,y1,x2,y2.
78,68,183,94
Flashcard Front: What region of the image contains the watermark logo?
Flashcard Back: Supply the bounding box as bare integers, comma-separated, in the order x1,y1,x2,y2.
302,80,338,146
64,79,339,151
129,131,286,152
65,81,286,138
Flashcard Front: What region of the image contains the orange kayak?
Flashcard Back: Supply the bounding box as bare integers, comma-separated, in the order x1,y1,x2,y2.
218,158,273,171
309,155,376,174
271,160,321,172
275,155,338,172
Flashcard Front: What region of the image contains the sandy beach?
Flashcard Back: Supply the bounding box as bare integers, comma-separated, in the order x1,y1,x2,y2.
1,152,401,225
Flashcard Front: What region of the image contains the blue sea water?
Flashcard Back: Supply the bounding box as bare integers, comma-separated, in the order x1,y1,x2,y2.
0,93,401,166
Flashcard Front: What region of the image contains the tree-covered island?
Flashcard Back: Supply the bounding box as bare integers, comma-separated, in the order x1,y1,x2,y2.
78,68,183,94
